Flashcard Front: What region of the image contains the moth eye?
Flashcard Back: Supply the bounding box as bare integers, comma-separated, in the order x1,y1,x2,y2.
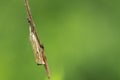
40,44,44,49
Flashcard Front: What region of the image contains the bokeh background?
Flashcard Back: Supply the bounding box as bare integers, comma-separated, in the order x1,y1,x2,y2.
0,0,120,80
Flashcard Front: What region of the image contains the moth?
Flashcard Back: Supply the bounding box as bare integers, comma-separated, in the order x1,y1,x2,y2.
24,0,50,79
29,25,45,65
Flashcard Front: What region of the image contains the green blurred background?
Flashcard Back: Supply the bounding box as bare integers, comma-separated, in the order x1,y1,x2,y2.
0,0,120,80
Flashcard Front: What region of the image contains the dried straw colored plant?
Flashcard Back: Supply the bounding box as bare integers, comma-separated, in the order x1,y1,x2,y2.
24,0,50,79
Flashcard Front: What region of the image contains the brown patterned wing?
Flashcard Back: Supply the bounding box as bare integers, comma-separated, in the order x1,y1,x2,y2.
30,28,45,65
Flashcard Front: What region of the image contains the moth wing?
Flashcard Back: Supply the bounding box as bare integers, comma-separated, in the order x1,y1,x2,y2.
30,32,45,65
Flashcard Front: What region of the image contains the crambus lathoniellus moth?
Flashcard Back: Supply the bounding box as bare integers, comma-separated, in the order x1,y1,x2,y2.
29,27,45,65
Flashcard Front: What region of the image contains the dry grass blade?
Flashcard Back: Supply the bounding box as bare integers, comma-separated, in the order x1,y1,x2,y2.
24,0,50,79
